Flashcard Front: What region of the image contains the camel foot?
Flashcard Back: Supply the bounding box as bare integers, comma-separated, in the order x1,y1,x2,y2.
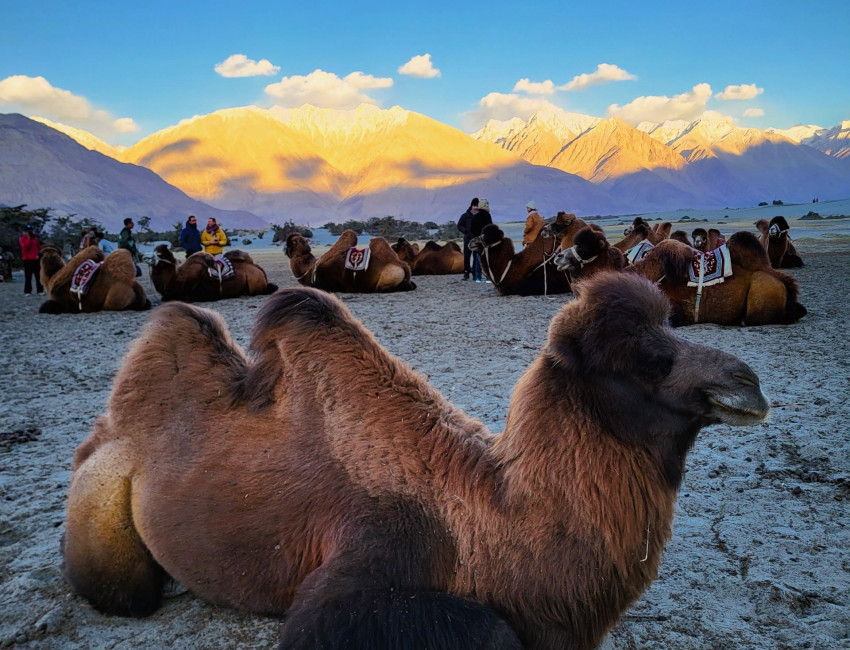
264,283,279,294
278,588,521,650
38,299,64,314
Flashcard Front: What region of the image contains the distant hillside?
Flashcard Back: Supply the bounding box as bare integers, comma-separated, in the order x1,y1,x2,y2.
0,114,267,232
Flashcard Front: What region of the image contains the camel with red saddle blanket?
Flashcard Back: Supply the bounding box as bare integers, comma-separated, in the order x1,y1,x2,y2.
38,246,150,314
626,231,807,326
392,238,464,275
149,245,277,302
285,230,415,293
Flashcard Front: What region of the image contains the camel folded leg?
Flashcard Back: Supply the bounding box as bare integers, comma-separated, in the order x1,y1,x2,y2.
63,440,165,617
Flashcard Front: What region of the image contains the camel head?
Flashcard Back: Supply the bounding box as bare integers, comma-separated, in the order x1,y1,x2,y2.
754,218,770,235
151,244,177,267
768,216,791,239
554,227,608,276
655,222,672,238
547,273,769,475
468,224,506,254
39,245,65,283
670,230,691,246
624,217,651,236
692,228,708,250
393,237,416,262
541,211,577,239
285,233,310,258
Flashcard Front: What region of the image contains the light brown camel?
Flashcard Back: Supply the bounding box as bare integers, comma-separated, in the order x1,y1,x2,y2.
613,222,672,260
554,226,627,280
62,272,769,649
627,231,807,326
285,230,415,293
39,244,66,289
392,237,464,275
468,223,571,296
539,211,599,251
39,246,150,314
149,245,277,302
755,216,804,268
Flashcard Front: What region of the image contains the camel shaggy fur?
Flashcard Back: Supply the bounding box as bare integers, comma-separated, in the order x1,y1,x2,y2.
468,224,570,296
756,216,804,268
554,226,627,280
62,272,770,649
39,246,150,314
540,212,597,251
285,230,415,293
614,221,670,253
149,245,277,302
627,232,807,326
392,238,464,275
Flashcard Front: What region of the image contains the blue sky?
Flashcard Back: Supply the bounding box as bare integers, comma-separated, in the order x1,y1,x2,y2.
2,0,848,145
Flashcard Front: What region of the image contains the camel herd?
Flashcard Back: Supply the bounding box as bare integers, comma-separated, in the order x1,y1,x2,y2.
47,212,807,648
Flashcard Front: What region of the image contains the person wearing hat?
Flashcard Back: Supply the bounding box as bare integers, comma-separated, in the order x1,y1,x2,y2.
470,198,493,282
456,198,479,280
522,201,542,247
19,224,44,296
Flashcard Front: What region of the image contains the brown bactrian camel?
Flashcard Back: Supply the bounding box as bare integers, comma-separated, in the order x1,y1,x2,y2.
692,227,726,253
392,237,464,275
627,231,807,326
149,245,277,302
39,243,65,289
521,211,544,246
539,211,600,251
468,223,570,296
39,246,150,314
554,226,627,281
670,230,692,246
61,272,770,649
756,216,804,268
285,230,415,292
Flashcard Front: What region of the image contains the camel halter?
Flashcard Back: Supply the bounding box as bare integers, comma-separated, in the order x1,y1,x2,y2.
529,238,567,297
293,259,317,285
566,245,599,268
481,239,513,286
693,254,707,324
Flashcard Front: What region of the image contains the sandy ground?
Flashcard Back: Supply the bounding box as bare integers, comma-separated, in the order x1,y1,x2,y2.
0,233,848,649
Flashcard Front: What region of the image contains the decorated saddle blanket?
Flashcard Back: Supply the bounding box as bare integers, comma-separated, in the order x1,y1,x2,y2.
209,254,235,280
625,240,654,264
344,246,371,272
688,244,733,287
70,259,101,298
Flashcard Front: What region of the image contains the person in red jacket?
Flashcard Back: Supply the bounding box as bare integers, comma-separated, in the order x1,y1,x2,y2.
19,224,44,296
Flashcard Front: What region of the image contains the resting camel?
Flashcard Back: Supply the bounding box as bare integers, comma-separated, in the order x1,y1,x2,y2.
627,231,807,326
39,246,150,314
613,221,670,254
62,272,770,649
756,216,804,268
286,230,415,293
468,223,571,296
670,230,692,246
540,211,600,251
392,237,464,275
39,244,66,289
692,228,726,253
553,226,627,281
150,245,278,302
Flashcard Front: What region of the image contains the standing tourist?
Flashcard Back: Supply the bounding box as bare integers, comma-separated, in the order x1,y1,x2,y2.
456,197,478,280
118,218,142,276
201,218,228,255
471,199,493,282
19,224,44,296
179,215,202,257
522,201,542,246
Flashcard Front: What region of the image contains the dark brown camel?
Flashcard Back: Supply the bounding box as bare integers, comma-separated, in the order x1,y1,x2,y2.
692,228,726,252
553,226,627,280
670,230,692,246
540,212,597,251
62,272,769,649
756,216,804,268
468,224,571,296
39,244,66,289
614,222,670,254
392,237,464,275
627,232,807,326
150,245,277,302
39,246,150,314
285,230,415,293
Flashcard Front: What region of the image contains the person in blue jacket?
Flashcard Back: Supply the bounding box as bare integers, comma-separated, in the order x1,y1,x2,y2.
179,215,202,257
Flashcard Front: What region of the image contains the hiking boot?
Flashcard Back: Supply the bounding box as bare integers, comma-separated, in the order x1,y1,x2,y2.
462,273,470,280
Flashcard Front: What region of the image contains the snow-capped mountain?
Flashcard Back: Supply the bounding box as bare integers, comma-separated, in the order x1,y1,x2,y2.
765,124,825,144
799,121,850,159
0,114,267,231
31,116,125,158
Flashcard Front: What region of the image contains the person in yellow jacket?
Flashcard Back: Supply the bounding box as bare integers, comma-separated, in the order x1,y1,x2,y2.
201,218,228,255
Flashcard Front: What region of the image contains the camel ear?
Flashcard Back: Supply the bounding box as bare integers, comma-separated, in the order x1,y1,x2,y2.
547,273,673,378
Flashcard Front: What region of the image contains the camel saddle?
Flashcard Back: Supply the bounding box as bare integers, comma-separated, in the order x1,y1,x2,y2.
626,240,654,264
687,244,733,287
209,254,235,281
70,259,101,300
344,247,371,272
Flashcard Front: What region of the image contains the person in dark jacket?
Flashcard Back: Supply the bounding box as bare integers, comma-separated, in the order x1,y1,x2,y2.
179,215,202,257
470,198,493,282
456,197,479,280
118,217,142,277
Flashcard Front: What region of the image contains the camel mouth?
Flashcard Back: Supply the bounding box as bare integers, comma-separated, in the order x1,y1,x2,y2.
707,390,770,426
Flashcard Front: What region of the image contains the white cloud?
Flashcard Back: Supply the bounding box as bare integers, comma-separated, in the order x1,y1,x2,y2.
513,78,556,95
607,83,713,124
264,69,393,109
398,54,440,78
0,75,138,136
716,83,763,100
214,54,280,78
562,63,637,91
743,107,765,117
463,92,564,130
